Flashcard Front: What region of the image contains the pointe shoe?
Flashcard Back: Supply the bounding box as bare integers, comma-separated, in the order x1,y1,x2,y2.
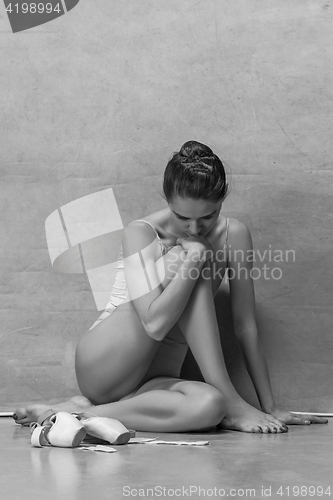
31,410,86,448
73,412,135,445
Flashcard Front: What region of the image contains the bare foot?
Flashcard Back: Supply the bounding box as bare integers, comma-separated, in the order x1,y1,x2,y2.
13,395,93,425
219,399,288,434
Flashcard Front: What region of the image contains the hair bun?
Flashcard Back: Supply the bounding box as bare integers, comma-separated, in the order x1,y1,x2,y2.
179,141,214,160
163,140,228,203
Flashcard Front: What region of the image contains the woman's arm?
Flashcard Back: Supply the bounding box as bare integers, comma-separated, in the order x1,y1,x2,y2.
228,220,327,424
227,219,276,412
122,221,206,341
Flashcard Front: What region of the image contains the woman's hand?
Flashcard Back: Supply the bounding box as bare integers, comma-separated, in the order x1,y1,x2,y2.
176,234,214,262
268,407,328,425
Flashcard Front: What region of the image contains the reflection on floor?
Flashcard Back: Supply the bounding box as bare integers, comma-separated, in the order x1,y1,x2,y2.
0,418,331,500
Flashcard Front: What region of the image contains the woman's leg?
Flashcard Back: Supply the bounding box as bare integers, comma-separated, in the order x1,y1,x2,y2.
74,300,161,405
174,260,287,433
14,378,226,432
86,377,226,432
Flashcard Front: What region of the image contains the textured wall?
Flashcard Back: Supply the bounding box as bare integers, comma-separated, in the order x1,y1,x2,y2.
1,0,333,411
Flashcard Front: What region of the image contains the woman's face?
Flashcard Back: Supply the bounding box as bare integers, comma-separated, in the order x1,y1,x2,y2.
168,196,223,237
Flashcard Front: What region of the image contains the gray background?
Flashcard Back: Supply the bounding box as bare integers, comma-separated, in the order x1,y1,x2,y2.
1,0,332,411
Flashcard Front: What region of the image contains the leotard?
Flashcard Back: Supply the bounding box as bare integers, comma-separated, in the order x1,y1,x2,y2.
89,220,169,330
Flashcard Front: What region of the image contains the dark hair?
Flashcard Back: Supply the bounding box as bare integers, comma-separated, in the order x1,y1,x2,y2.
162,141,229,203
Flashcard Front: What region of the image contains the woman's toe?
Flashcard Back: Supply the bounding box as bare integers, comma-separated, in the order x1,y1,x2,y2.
270,416,283,426
14,417,29,425
13,408,28,423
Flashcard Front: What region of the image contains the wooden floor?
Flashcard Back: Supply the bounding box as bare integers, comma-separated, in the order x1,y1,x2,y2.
0,417,332,500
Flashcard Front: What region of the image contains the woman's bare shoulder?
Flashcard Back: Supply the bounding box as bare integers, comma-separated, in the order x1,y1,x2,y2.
132,208,173,237
125,208,173,244
138,208,178,248
227,218,252,245
228,217,249,232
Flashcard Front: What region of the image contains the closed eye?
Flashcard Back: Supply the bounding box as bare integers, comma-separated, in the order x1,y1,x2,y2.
176,215,214,221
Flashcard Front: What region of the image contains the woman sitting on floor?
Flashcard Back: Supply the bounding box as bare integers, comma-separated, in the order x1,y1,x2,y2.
14,141,327,433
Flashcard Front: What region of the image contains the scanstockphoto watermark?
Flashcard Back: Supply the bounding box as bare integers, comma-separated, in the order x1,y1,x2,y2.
123,484,332,498
123,485,258,497
167,245,296,282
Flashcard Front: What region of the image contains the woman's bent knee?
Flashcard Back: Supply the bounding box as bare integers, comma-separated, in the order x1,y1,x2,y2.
199,386,226,427
187,383,226,429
